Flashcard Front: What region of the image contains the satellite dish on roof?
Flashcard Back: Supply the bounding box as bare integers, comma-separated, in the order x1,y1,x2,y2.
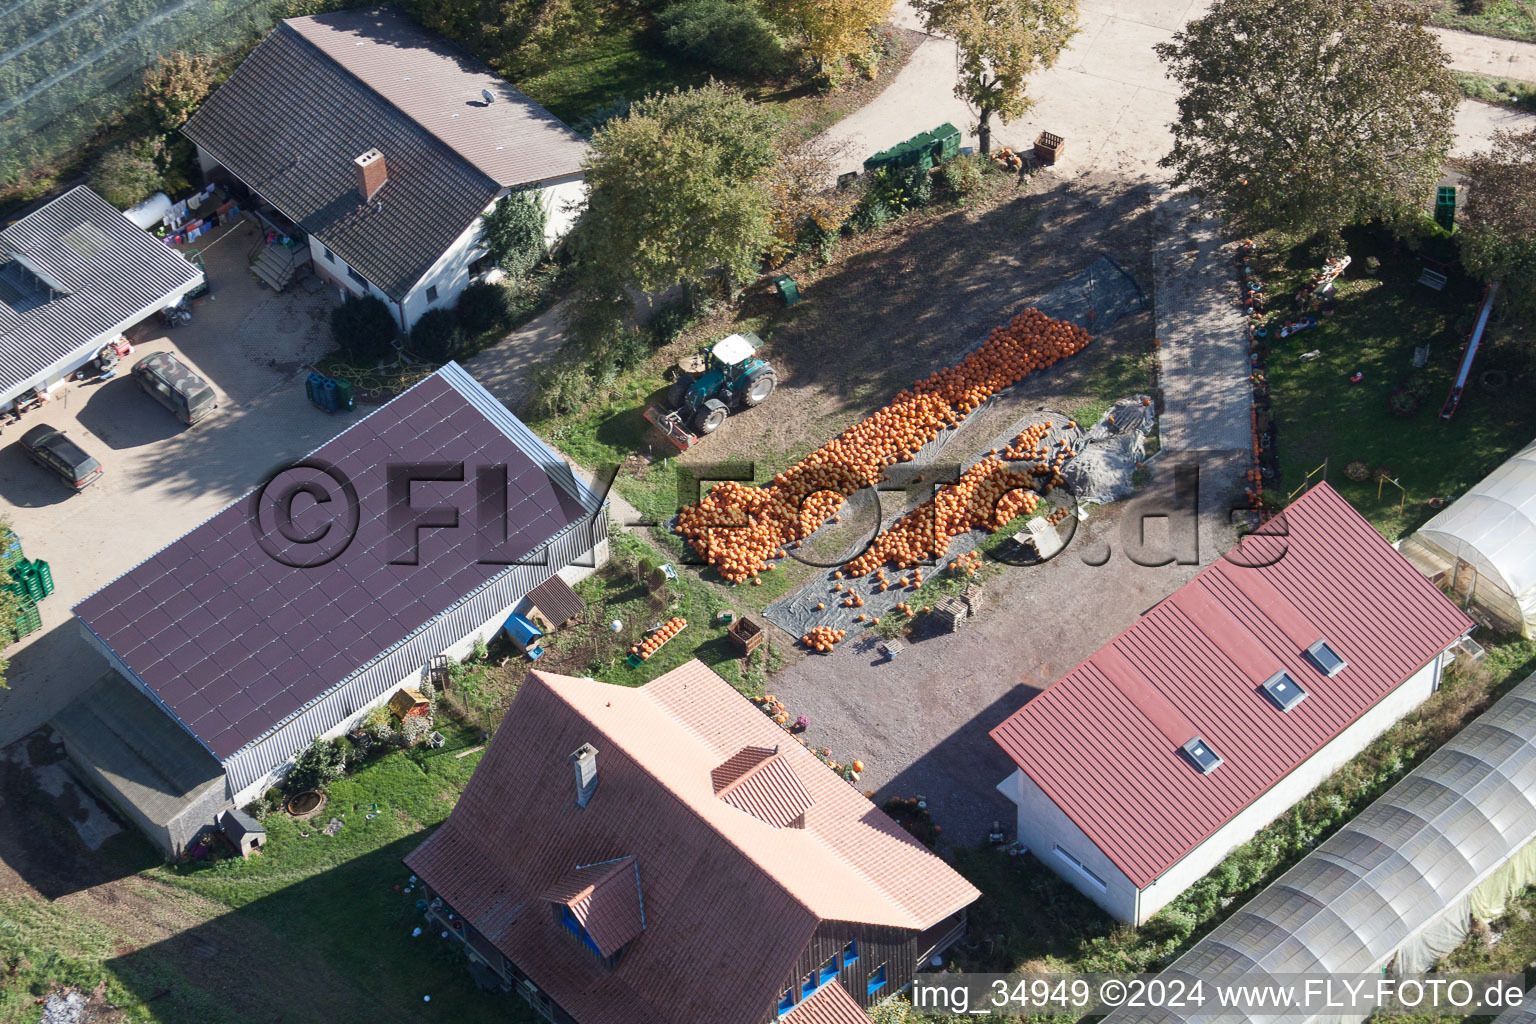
481,89,495,104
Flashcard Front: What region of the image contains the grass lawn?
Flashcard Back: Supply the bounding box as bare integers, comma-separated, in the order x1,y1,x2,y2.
1430,0,1536,41
534,526,784,691
1258,224,1536,539
518,11,919,137
517,14,708,126
0,722,534,1024
1457,70,1536,111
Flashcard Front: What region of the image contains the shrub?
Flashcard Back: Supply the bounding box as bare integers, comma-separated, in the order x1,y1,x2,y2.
571,96,633,138
401,715,431,746
938,154,984,198
648,299,700,346
285,738,346,794
528,363,596,418
411,307,470,363
846,198,891,233
659,0,785,77
602,325,653,373
330,294,399,363
362,704,396,742
140,52,217,134
480,189,547,281
89,149,162,209
456,281,516,336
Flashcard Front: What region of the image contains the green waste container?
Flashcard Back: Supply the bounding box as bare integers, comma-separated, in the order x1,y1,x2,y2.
1434,186,1456,232
931,123,961,162
775,275,800,307
333,378,355,412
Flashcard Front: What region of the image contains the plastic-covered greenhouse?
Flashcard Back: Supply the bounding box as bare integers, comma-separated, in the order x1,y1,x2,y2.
1102,670,1536,1024
1495,991,1536,1023
1400,437,1536,637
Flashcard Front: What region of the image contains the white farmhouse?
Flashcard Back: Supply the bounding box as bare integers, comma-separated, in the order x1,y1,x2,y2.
182,6,587,331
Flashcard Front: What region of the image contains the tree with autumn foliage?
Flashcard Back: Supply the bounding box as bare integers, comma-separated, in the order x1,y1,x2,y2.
1460,128,1536,315
912,0,1079,155
561,84,783,354
762,0,894,73
764,136,859,265
1156,0,1458,247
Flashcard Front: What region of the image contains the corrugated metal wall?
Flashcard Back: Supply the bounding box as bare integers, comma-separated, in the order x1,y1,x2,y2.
226,514,606,799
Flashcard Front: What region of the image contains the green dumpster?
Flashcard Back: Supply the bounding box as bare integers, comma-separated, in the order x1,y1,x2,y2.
774,275,800,307
1434,186,1456,232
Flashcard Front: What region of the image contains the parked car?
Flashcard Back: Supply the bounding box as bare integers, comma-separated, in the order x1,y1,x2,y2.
132,352,217,425
18,425,103,490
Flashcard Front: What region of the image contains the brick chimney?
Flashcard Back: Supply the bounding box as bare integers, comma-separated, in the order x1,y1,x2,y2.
571,743,599,808
354,149,387,202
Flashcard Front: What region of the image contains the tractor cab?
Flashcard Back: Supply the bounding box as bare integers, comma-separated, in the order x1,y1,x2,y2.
644,332,778,449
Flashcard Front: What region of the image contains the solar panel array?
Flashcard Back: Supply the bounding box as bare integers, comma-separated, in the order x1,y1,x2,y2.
75,371,589,761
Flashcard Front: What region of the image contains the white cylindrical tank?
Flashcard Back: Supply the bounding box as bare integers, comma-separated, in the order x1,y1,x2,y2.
122,192,172,230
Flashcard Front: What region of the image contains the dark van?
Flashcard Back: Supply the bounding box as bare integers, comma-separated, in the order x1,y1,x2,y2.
132,352,217,425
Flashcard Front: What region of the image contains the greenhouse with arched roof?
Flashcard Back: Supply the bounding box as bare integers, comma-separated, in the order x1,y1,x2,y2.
1401,437,1536,637
1101,669,1536,1024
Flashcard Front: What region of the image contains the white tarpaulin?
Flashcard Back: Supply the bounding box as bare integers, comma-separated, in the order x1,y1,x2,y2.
1407,435,1536,637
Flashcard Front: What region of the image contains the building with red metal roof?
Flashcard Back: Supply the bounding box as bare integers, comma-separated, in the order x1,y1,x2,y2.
405,660,979,1024
991,483,1474,924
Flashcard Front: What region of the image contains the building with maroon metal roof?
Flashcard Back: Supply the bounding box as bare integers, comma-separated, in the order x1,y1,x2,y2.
405,660,980,1024
991,483,1474,924
63,363,605,856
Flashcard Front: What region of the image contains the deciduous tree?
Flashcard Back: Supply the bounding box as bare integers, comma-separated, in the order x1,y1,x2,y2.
1156,0,1458,246
762,0,893,72
912,0,1079,155
1460,128,1536,315
568,82,783,310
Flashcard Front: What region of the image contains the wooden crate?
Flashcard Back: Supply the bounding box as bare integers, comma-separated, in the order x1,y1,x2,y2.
1034,132,1065,165
728,616,765,655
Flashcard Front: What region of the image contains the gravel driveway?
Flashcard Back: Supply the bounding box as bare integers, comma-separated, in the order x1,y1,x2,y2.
769,452,1245,847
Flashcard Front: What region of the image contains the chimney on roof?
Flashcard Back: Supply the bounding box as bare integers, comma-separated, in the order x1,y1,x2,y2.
354,149,387,202
571,743,599,808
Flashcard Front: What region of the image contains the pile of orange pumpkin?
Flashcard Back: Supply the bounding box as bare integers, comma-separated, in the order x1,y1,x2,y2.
630,617,686,660
674,309,1093,582
843,457,1045,575
802,625,847,652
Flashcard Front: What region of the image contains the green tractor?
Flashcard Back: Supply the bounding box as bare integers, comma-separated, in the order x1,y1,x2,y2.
645,333,777,449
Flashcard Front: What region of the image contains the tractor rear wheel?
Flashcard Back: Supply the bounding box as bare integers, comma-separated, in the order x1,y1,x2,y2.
741,369,777,408
667,374,695,409
694,398,729,435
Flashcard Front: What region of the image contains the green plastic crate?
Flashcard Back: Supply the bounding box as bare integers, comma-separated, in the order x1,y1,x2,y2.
34,559,52,598
9,561,43,602
12,598,40,639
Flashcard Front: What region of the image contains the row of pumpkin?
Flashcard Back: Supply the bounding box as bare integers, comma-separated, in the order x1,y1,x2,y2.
674,308,1094,582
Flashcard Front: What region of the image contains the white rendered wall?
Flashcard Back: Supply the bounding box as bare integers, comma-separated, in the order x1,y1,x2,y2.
1004,649,1453,924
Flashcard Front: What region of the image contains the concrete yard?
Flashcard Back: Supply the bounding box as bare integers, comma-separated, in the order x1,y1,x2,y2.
768,453,1246,848
0,218,342,749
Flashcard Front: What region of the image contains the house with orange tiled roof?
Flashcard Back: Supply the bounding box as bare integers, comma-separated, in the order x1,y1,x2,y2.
406,660,979,1024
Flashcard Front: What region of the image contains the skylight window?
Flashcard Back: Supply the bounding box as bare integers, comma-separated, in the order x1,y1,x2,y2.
1260,670,1308,712
1305,639,1347,676
1181,736,1223,775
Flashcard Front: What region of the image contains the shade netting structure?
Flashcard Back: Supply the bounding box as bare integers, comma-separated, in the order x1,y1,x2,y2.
1401,436,1536,637
1101,669,1536,1024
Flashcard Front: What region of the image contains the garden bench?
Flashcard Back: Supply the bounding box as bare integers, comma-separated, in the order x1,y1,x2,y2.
1417,267,1448,291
